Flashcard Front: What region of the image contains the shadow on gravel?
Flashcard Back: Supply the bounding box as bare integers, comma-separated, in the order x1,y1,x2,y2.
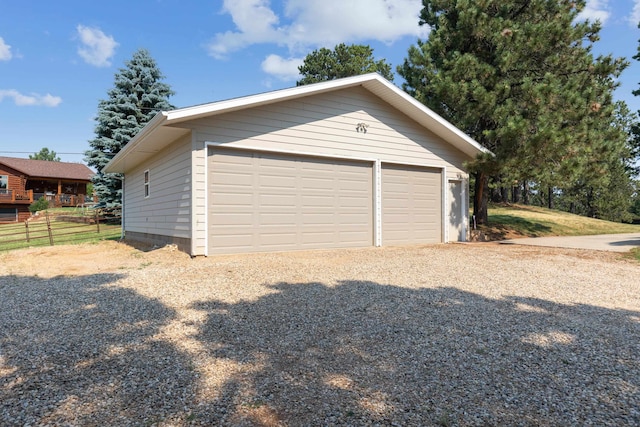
3,274,639,426
0,273,196,426
190,281,640,426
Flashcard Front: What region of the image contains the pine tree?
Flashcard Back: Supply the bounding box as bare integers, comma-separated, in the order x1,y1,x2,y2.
631,24,640,177
85,49,174,207
398,0,627,224
297,43,393,86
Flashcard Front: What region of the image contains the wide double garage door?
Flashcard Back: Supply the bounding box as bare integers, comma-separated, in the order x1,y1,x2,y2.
208,148,442,254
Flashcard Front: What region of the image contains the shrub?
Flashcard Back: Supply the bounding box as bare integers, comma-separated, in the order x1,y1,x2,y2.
29,196,50,213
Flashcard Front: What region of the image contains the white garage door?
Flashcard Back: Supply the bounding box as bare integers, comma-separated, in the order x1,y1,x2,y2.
208,149,373,254
381,163,442,245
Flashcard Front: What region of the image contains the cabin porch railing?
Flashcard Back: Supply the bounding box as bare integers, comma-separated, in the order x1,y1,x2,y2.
33,193,95,208
0,189,34,204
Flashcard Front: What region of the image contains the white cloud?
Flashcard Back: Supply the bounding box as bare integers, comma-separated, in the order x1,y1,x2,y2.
261,54,302,80
0,89,62,107
576,0,611,24
629,0,640,26
207,0,428,60
0,37,12,61
208,0,284,59
76,25,118,67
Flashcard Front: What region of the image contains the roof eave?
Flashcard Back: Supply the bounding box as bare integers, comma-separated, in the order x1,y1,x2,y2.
163,73,378,125
103,112,169,173
103,73,491,173
360,76,490,158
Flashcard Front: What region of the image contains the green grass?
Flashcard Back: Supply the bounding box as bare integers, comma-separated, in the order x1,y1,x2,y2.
0,213,121,251
480,204,640,240
627,248,640,262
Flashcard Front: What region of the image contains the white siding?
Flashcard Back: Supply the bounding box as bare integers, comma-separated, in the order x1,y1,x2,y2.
190,87,469,179
124,134,192,239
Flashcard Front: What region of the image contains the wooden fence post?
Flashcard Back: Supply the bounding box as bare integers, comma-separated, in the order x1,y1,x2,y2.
25,220,30,243
95,210,100,233
46,211,54,246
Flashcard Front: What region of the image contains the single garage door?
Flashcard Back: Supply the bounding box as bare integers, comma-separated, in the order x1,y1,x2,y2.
208,149,373,254
381,163,442,245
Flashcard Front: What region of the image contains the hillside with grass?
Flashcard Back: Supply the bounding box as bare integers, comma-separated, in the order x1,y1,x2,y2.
478,204,640,241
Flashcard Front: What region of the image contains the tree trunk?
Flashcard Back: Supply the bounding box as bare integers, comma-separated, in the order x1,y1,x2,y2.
586,187,595,217
501,186,509,203
547,186,554,209
512,184,521,204
473,171,489,225
523,181,529,205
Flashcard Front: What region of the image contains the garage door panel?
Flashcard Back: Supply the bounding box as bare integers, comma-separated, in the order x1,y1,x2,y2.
258,193,297,206
207,233,253,249
209,212,253,224
258,214,298,226
213,193,254,206
213,173,253,187
382,164,442,245
209,149,373,254
260,233,298,247
300,195,335,207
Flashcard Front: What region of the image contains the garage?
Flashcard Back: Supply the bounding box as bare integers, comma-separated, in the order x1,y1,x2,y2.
207,148,373,254
381,163,442,245
105,74,488,256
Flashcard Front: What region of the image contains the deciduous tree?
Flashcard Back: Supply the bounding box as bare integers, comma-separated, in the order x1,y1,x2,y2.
29,147,60,161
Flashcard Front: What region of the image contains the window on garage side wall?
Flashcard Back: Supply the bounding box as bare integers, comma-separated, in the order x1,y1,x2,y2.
144,170,150,198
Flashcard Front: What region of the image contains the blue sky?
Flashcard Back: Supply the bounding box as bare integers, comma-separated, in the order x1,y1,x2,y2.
1,0,639,164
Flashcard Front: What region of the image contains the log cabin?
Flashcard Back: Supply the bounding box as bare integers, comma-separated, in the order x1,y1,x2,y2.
0,156,94,222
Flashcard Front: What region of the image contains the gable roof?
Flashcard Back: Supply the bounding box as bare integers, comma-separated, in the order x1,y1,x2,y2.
104,73,490,173
0,157,94,181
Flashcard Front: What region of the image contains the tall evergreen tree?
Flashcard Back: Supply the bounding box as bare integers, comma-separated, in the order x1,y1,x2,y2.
398,0,627,224
631,23,640,177
85,49,174,207
297,43,393,86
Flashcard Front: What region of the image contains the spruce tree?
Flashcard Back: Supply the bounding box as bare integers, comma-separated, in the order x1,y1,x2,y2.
85,49,174,207
297,43,393,86
398,0,627,224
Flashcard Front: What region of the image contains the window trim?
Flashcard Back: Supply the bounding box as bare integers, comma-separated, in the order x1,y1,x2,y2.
144,170,150,198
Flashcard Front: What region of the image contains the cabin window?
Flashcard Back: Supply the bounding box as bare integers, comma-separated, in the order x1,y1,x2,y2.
0,175,7,193
144,170,150,198
0,208,17,221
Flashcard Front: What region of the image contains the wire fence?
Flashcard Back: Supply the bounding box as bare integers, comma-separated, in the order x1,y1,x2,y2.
0,210,122,252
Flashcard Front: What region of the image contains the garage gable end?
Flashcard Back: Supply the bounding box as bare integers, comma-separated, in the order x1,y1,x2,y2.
191,86,471,174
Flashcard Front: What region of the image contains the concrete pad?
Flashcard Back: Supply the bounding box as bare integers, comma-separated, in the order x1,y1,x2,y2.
500,233,640,252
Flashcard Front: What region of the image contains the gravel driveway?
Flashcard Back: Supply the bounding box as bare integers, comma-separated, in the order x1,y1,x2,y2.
1,242,639,426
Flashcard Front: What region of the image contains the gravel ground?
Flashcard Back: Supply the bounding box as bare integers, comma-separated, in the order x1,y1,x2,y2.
1,241,639,426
